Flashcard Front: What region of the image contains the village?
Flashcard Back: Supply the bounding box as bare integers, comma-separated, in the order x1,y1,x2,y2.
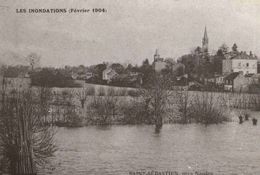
1,27,260,94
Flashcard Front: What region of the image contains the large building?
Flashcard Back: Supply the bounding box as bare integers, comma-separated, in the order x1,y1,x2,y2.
222,52,257,75
153,49,167,72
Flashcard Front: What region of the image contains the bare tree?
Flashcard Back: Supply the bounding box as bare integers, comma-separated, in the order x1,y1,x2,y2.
175,89,190,123
139,73,174,131
27,53,40,71
0,87,56,175
189,92,229,124
89,95,118,125
76,88,88,109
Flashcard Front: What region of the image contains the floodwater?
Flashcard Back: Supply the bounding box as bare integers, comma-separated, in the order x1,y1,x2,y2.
40,121,260,175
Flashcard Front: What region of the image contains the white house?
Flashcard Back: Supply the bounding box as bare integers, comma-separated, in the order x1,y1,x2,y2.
102,68,118,82
222,52,257,75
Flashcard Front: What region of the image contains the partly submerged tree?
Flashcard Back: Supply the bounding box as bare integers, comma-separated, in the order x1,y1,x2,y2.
139,72,174,132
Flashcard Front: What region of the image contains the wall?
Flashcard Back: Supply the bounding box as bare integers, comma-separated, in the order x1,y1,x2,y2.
222,59,232,74
233,74,254,92
154,61,166,72
232,59,257,74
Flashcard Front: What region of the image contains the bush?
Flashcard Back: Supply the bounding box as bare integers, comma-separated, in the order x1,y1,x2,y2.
88,96,118,125
127,89,139,97
107,87,115,96
189,93,229,124
31,68,80,87
86,86,95,96
98,87,105,96
119,99,153,124
116,88,127,96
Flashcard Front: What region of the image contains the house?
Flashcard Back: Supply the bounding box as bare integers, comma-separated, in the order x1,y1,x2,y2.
86,72,94,79
102,68,118,82
223,72,259,92
71,72,78,80
234,73,260,92
215,75,225,85
223,72,240,91
222,52,257,75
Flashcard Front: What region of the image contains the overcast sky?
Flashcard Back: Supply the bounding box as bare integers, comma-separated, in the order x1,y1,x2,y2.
1,0,260,67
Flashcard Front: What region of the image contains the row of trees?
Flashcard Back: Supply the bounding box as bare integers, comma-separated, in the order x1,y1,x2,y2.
178,43,248,81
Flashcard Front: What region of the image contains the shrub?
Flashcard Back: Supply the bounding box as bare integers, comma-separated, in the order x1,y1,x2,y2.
116,88,127,96
88,96,118,125
119,99,153,124
127,89,139,97
86,86,95,96
98,87,105,96
189,92,229,124
107,87,115,96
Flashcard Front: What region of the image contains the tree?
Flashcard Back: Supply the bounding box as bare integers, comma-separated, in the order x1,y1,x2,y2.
219,43,229,55
27,53,40,71
232,43,238,52
110,63,125,74
140,59,154,87
30,68,79,87
0,86,56,175
89,95,118,125
142,59,150,68
93,63,106,80
175,89,190,123
139,73,174,132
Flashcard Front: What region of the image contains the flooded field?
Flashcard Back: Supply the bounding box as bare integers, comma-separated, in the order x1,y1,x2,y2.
40,116,260,175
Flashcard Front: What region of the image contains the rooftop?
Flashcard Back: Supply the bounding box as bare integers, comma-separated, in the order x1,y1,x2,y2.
224,72,240,81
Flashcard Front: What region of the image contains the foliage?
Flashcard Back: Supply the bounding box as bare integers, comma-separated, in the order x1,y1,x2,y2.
110,63,125,74
31,68,80,87
0,65,30,78
119,99,153,124
127,89,140,97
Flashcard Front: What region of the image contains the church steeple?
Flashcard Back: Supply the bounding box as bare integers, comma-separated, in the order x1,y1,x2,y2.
154,49,160,61
202,26,209,52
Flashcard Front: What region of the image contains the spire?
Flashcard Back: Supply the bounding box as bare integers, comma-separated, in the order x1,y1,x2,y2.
203,26,208,40
202,26,209,52
154,49,160,61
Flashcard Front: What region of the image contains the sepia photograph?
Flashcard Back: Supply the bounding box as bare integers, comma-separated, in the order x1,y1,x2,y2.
0,0,260,174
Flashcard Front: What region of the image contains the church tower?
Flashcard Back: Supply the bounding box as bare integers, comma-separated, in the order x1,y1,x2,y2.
154,49,160,61
202,27,209,52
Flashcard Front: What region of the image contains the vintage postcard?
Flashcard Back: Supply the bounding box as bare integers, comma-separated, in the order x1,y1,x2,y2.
0,0,260,174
